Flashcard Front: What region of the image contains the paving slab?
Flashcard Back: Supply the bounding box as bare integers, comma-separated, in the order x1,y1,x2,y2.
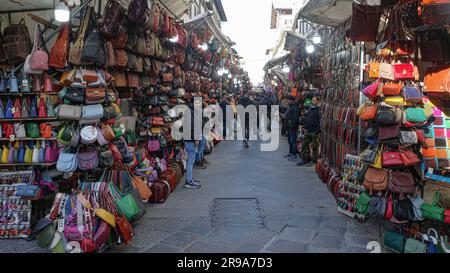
264,239,308,253
159,232,201,249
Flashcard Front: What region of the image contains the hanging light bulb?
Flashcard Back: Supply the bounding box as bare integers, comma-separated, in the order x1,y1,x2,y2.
312,32,321,44
169,34,179,43
306,44,315,54
228,74,232,79
282,65,290,73
223,68,229,74
55,1,70,22
218,68,224,76
199,42,208,51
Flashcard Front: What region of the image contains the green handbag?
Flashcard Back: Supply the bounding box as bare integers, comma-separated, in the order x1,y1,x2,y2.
404,234,427,253
26,123,40,138
125,129,136,145
405,108,426,123
57,123,75,145
109,183,141,222
112,125,124,138
421,192,445,222
356,192,371,215
384,230,405,253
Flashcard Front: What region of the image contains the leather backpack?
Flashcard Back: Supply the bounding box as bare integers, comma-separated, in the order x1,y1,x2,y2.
69,7,91,65
81,12,106,67
100,0,126,38
49,23,69,69
128,0,148,27
2,19,32,64
148,3,161,33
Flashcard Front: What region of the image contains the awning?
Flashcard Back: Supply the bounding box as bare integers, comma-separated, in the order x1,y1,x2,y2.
184,11,234,47
272,67,288,84
263,54,289,72
160,0,192,18
0,0,54,12
284,31,305,52
297,0,354,27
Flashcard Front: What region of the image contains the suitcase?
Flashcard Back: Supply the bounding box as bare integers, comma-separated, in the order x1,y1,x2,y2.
148,179,170,203
160,169,178,192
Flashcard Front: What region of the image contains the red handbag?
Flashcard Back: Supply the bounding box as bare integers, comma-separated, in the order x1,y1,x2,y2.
109,143,122,161
400,150,421,166
382,151,404,167
384,194,393,220
393,63,414,80
115,215,133,244
13,98,21,119
38,97,47,118
415,129,426,143
43,73,53,92
3,124,14,138
444,209,450,224
361,80,380,101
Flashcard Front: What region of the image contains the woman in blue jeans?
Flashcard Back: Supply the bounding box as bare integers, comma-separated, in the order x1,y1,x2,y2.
184,140,201,188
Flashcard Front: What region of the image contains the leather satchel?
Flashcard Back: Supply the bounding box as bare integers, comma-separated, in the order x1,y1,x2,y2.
56,104,81,120
388,171,416,196
69,7,91,65
363,167,388,194
114,71,127,88
378,125,400,141
349,3,382,42
400,150,420,166
382,151,404,167
115,49,128,68
2,19,32,64
393,63,414,80
85,88,106,104
100,0,125,38
49,24,69,69
423,65,450,93
381,83,403,95
128,0,148,26
77,151,99,171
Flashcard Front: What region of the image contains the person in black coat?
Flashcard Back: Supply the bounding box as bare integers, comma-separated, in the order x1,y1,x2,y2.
283,96,300,160
298,96,321,166
237,93,254,148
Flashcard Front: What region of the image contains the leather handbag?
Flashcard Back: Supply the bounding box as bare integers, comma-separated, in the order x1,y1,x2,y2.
13,98,21,119
128,0,148,26
361,146,377,164
103,105,118,120
405,234,427,253
69,7,91,65
356,192,371,215
421,192,445,221
49,24,69,69
3,124,13,139
375,107,397,126
349,3,382,42
384,96,405,106
97,127,109,146
388,171,416,196
363,167,388,194
100,149,114,167
80,126,99,145
408,195,425,221
101,124,115,142
100,0,125,38
81,16,105,67
393,198,414,222
113,71,127,88
56,104,82,120
85,88,105,104
149,179,170,203
29,26,49,71
360,105,378,121
378,125,400,141
56,149,78,173
382,151,404,167
423,65,450,93
368,62,380,79
8,72,18,92
14,123,26,138
361,80,380,101
26,123,40,138
384,230,405,252
46,96,55,117
82,104,104,121
403,87,422,102
382,83,403,95
393,63,414,80
400,131,418,144
380,63,395,80
115,49,128,68
127,73,139,89
38,97,47,118
45,141,59,163
77,151,99,171
405,108,426,123
416,24,450,62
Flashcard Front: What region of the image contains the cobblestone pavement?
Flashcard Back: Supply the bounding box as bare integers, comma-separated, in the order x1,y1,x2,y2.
1,137,395,253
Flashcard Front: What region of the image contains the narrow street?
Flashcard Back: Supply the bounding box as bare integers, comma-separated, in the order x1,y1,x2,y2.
111,137,387,253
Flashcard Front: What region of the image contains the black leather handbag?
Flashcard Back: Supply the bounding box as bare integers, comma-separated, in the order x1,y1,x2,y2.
375,108,397,126
64,88,85,104
103,105,118,120
393,198,414,222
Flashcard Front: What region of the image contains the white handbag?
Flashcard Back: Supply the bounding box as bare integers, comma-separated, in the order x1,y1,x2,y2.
23,28,43,75
14,123,26,138
379,63,394,80
32,144,40,163
80,125,98,144
400,131,418,144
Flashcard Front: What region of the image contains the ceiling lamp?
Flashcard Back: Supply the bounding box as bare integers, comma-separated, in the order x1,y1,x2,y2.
312,32,321,44
169,34,179,43
55,1,70,22
306,43,315,54
282,65,290,73
199,42,208,51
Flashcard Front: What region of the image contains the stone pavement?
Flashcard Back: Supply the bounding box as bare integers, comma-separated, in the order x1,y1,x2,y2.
0,138,394,253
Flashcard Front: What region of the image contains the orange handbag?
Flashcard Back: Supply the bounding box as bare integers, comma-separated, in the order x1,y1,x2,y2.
421,0,450,4
381,83,403,95
422,148,437,158
436,148,448,159
49,23,69,69
368,62,380,78
360,105,378,121
425,138,436,147
423,66,450,93
114,71,127,88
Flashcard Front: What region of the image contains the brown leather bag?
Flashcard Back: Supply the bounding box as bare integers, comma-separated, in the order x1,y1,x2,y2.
363,167,388,195
115,49,128,68
100,0,126,38
360,105,378,121
423,65,450,93
101,124,115,141
127,72,139,89
148,179,170,203
85,88,106,104
105,41,116,68
388,171,415,196
69,6,91,65
114,71,127,88
349,3,382,42
136,56,144,73
111,24,128,49
49,23,69,68
160,169,178,192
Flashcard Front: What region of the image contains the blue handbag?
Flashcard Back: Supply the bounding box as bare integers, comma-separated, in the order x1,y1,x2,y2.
15,184,39,197
365,136,378,145
5,97,13,119
0,71,5,93
0,98,4,119
18,142,25,163
82,104,104,121
46,96,56,117
403,86,422,103
29,97,38,118
8,71,18,93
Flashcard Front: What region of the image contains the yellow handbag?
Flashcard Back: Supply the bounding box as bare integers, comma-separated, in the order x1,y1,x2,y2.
1,145,9,164
24,146,33,164
112,103,121,116
151,127,161,135
76,193,115,227
59,69,76,86
371,145,383,169
368,62,380,79
384,96,413,107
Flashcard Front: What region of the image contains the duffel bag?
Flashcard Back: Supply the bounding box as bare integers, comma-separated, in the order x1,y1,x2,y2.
148,179,170,203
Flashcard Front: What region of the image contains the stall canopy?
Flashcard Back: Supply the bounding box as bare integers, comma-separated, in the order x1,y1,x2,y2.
263,54,289,72
284,31,305,52
297,0,353,27
159,0,192,18
0,0,54,12
184,11,234,47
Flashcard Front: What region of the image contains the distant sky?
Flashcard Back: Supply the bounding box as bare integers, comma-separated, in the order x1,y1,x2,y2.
221,0,278,85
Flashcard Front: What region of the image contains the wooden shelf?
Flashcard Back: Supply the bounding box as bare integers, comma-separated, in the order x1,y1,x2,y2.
0,138,57,141
0,118,58,122
0,92,59,96
0,163,56,167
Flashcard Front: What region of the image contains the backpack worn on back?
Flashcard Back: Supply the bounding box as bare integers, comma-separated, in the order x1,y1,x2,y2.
2,19,32,64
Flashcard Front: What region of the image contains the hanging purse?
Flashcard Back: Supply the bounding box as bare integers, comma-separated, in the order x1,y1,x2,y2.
29,97,38,118
32,142,40,163
378,125,400,141
382,151,404,167
379,63,395,80
56,148,78,173
46,96,55,117
21,98,29,118
14,123,26,138
399,131,418,144
26,123,40,138
77,151,99,171
405,108,426,123
56,104,82,120
85,88,105,104
38,97,47,118
29,25,49,71
400,149,420,166
49,23,69,69
403,87,422,102
44,141,59,163
13,98,21,119
18,142,25,163
388,170,416,196
5,97,13,119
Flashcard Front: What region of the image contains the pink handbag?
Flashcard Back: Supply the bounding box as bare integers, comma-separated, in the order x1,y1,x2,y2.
148,140,160,152
30,25,49,71
361,80,380,101
97,127,109,146
77,151,99,171
45,142,59,163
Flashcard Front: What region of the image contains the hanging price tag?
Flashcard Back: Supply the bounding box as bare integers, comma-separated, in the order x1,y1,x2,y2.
57,218,64,232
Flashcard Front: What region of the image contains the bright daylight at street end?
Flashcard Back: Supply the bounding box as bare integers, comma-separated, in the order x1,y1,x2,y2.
0,0,449,263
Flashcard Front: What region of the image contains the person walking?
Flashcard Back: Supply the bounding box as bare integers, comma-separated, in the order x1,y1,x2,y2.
220,96,229,138
297,96,321,167
237,93,253,148
283,96,300,160
183,98,202,189
195,100,210,169
279,96,289,137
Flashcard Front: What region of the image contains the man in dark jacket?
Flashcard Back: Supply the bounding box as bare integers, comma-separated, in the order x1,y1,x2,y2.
283,96,300,160
297,96,321,166
238,93,254,148
220,96,229,138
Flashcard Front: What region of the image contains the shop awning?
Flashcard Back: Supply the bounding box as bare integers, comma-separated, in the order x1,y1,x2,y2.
184,11,234,47
263,54,289,72
297,0,354,27
0,0,54,12
159,0,192,18
284,31,305,52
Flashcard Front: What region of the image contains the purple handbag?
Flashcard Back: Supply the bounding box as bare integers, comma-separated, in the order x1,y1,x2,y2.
77,151,99,171
97,127,108,145
147,140,160,152
7,143,14,163
403,86,422,102
45,141,60,163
